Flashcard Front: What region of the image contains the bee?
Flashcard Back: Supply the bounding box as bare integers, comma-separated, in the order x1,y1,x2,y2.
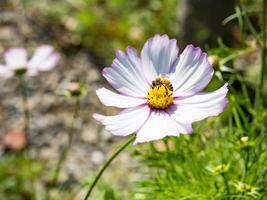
152,78,173,92
161,79,173,91
152,78,162,88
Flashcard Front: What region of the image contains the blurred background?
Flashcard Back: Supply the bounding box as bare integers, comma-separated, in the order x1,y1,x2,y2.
0,0,266,199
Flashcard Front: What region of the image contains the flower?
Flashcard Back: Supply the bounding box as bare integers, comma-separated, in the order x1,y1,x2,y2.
93,34,228,144
57,81,88,98
0,45,60,78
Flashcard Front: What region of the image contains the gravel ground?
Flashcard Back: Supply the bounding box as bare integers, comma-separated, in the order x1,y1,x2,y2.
0,1,138,196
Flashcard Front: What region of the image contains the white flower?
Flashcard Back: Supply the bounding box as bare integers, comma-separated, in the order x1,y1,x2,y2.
93,34,228,144
0,45,60,78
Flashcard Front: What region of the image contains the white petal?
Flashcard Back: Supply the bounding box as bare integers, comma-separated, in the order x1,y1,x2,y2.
103,47,149,97
170,45,214,97
28,45,54,69
26,69,39,77
96,88,146,108
134,110,183,144
0,65,13,79
37,53,60,71
4,48,27,69
141,34,179,82
171,84,228,123
93,105,150,136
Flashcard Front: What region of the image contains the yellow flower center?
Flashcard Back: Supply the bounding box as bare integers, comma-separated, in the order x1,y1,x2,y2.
146,78,173,109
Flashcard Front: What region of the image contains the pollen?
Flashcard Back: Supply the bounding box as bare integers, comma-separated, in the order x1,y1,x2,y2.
147,78,173,109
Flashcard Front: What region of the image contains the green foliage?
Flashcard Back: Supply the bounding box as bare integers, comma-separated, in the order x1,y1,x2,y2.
0,153,44,200
27,0,180,64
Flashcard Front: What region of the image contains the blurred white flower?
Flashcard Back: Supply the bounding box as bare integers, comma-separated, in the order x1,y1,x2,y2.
0,45,60,78
93,34,228,144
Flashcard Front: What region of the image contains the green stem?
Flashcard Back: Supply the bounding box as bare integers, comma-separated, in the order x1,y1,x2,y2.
163,140,176,192
260,0,267,96
238,0,263,47
221,173,230,196
255,0,267,109
83,135,135,200
19,77,30,142
242,149,250,181
51,97,80,185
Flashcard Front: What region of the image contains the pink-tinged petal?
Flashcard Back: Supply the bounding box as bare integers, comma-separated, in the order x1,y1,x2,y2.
28,45,54,69
4,48,27,69
170,45,214,97
134,110,182,144
37,53,60,71
141,34,179,82
173,120,193,134
26,69,39,77
171,84,228,123
96,88,146,108
0,65,13,79
103,47,150,97
93,105,150,136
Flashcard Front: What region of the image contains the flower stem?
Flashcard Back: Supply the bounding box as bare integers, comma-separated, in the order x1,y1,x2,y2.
221,173,230,196
255,0,267,109
242,149,250,181
238,0,263,47
83,135,135,200
19,76,30,142
260,0,267,96
51,97,80,185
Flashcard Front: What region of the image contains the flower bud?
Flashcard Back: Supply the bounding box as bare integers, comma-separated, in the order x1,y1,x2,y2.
67,82,82,97
208,55,220,70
